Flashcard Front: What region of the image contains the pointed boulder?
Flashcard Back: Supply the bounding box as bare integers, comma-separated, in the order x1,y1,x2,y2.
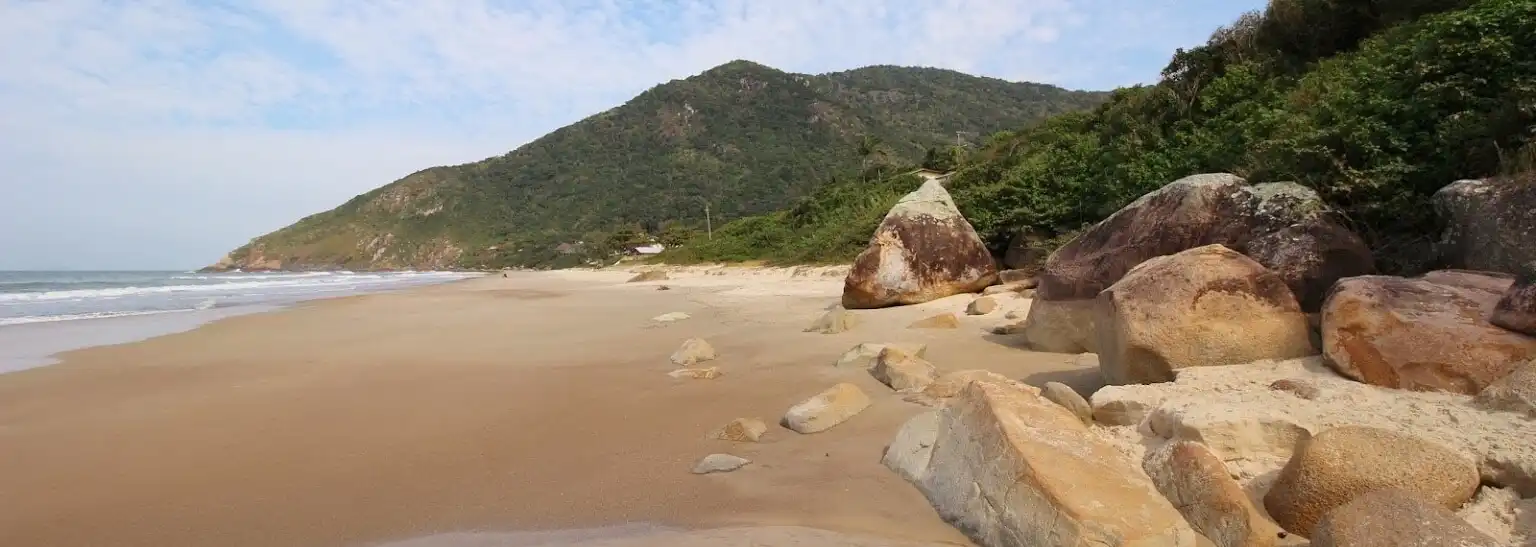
842,180,997,309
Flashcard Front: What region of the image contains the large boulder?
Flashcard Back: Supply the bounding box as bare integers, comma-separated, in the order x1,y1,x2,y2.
1434,176,1536,274
1020,174,1373,353
1309,488,1500,547
1096,245,1316,385
911,380,1197,546
1320,271,1536,394
1263,426,1480,538
781,383,871,434
1492,264,1536,336
1143,441,1290,547
842,180,998,309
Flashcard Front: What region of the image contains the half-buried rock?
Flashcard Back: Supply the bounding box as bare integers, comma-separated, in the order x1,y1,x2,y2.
842,180,997,309
667,367,720,380
1143,441,1290,547
965,296,999,315
1096,244,1315,385
710,418,767,442
833,342,927,368
868,347,937,392
908,380,1197,546
1263,425,1480,538
669,338,717,366
1320,271,1536,394
1020,173,1373,353
691,453,750,474
908,313,959,329
805,307,859,334
1309,488,1499,547
1492,263,1536,336
781,383,871,434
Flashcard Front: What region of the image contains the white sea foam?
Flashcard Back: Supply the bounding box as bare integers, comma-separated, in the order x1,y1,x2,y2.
0,309,196,326
0,272,470,303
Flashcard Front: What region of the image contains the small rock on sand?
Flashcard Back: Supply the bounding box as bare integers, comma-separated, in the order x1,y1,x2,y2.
651,312,690,322
965,296,999,315
782,383,871,434
907,313,959,329
667,367,720,380
834,342,927,368
691,453,750,474
669,338,717,366
805,308,859,334
710,418,767,442
869,347,938,392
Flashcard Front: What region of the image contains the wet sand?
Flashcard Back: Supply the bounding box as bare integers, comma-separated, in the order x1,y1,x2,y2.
0,267,1094,547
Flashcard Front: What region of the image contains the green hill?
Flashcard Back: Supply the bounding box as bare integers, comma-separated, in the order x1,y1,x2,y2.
208,61,1108,271
676,0,1536,274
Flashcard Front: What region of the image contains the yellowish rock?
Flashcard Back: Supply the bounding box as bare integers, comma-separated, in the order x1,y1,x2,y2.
907,313,960,329
781,383,871,434
710,418,767,442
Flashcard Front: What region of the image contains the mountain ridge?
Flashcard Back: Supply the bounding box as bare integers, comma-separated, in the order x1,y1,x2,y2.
207,61,1108,271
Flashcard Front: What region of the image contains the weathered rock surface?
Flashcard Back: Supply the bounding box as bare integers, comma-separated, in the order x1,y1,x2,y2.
1434,176,1536,274
1041,382,1092,425
1475,359,1536,417
1096,245,1315,385
997,270,1038,285
1092,358,1536,498
982,282,1032,296
1493,265,1536,336
1149,401,1313,467
869,347,938,392
965,296,999,315
710,418,767,442
907,313,960,329
1020,174,1373,353
782,383,871,434
902,369,1033,408
1263,426,1480,538
667,367,721,380
1143,441,1289,547
910,380,1197,546
805,308,860,334
692,453,751,474
1269,378,1321,400
842,180,998,309
628,270,669,283
1310,488,1499,547
882,410,938,484
833,342,928,368
1018,298,1099,353
1320,272,1536,394
669,338,718,366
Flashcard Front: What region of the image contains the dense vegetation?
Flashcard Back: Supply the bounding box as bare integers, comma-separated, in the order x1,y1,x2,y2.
214,62,1106,270
676,0,1536,273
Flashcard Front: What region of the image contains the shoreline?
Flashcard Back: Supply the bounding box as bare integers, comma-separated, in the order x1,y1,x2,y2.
0,264,1074,546
0,272,487,374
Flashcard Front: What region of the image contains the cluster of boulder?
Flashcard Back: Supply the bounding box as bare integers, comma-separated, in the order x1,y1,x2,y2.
835,175,1536,545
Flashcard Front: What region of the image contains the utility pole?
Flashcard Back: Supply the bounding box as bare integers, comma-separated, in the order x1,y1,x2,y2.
699,197,713,240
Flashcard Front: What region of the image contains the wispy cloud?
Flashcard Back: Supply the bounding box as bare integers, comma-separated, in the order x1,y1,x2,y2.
0,0,1264,269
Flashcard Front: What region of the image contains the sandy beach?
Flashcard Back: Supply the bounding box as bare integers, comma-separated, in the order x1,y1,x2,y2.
0,266,1090,547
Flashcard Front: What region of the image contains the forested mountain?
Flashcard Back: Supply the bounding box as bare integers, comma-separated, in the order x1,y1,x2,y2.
673,0,1535,274
207,61,1107,271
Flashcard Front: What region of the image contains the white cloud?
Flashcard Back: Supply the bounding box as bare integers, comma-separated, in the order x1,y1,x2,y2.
0,0,1264,269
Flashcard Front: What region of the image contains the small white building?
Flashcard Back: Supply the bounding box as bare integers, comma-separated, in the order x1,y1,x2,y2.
633,244,666,255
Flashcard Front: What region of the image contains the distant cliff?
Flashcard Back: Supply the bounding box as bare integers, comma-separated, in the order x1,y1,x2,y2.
205,61,1107,271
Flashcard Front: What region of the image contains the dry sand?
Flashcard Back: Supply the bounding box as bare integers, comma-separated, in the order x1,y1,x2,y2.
0,266,1084,547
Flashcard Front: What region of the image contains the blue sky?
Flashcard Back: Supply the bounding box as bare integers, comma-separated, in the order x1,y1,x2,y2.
0,0,1266,270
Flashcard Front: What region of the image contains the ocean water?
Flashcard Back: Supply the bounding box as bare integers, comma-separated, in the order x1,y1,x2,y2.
0,270,481,371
